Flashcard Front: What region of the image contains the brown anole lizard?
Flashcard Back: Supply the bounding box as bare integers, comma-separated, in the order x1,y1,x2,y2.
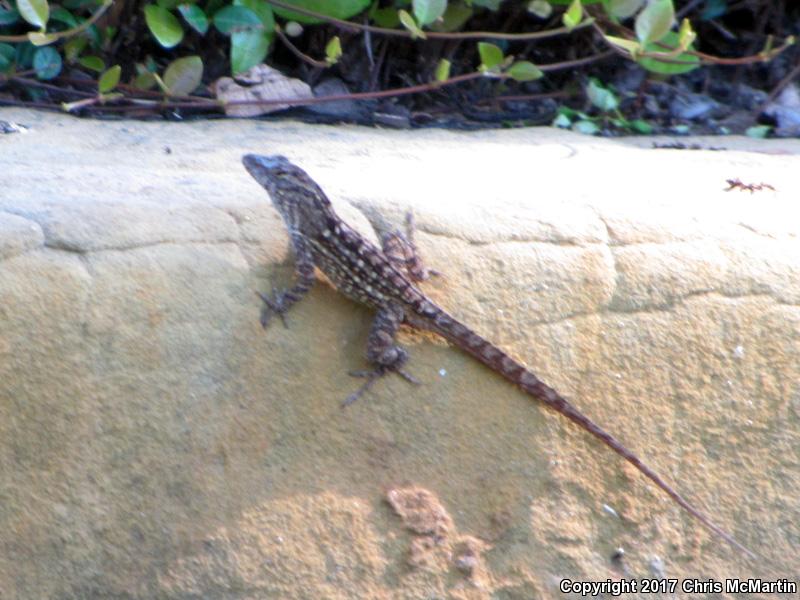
243,153,755,559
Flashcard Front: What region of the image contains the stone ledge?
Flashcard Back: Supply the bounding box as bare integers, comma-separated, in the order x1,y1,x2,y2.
1,109,797,598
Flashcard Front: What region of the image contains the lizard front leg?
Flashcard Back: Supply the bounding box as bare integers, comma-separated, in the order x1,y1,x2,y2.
258,233,316,328
343,302,420,406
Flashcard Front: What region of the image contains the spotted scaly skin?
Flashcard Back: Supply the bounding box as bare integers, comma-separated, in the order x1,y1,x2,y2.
243,153,755,559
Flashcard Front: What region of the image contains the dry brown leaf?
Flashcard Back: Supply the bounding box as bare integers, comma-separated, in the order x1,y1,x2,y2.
213,64,313,118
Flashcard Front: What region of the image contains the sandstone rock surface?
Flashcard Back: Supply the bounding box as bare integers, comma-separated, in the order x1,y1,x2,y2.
1,109,798,598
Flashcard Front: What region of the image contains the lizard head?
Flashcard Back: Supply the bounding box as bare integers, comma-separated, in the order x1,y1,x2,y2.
243,153,337,235
242,154,332,217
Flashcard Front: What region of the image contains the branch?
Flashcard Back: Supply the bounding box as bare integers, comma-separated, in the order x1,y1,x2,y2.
274,25,329,69
263,0,593,42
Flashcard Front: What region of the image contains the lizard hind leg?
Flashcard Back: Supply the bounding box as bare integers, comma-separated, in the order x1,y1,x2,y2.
342,303,420,407
381,212,439,282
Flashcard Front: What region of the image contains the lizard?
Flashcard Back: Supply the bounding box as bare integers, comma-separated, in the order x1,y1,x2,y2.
242,153,755,559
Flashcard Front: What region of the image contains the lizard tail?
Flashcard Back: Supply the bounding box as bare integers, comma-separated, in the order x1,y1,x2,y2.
411,309,756,559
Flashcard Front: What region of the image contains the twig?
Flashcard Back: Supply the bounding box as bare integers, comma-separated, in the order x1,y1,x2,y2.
0,98,61,109
758,57,800,112
9,76,96,97
9,48,617,116
590,9,794,66
274,25,329,69
488,90,575,103
264,0,594,41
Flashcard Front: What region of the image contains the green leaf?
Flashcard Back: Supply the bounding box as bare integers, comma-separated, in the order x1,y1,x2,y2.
177,3,209,34
17,0,49,29
0,6,20,25
33,45,61,79
413,0,445,26
507,60,543,82
370,7,399,27
84,23,101,47
27,31,58,46
133,70,157,90
527,0,552,19
572,119,600,135
63,36,87,62
586,78,618,112
635,0,673,45
398,9,426,39
606,0,644,19
560,107,580,118
745,125,771,139
49,7,78,27
434,3,472,32
144,4,184,48
325,36,342,65
552,112,572,128
638,30,699,74
78,54,105,72
15,41,36,69
205,0,225,16
677,17,695,49
233,0,274,32
98,64,120,92
603,34,640,56
163,55,203,95
435,58,450,81
629,118,653,134
477,42,503,70
562,0,582,29
213,5,261,34
230,29,269,74
271,0,370,25
0,43,15,72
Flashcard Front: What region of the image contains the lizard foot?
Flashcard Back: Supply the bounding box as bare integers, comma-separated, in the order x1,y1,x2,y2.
255,289,290,329
342,366,420,407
